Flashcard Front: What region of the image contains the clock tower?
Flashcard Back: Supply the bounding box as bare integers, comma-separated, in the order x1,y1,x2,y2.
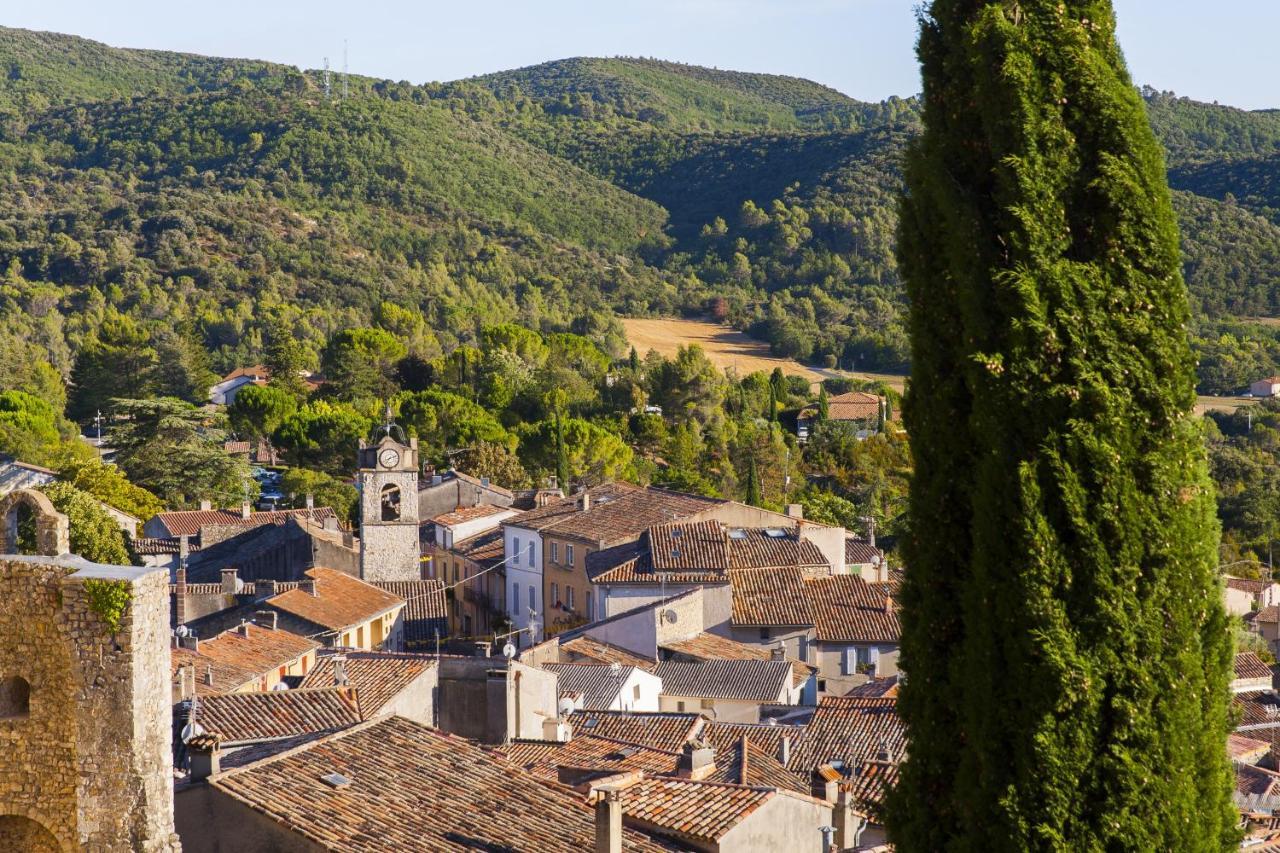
357,429,421,582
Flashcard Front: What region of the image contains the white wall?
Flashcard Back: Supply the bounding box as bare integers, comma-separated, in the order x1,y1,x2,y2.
437,509,518,548
614,669,662,713
504,525,543,645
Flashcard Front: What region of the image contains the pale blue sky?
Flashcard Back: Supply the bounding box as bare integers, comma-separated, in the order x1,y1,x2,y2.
6,1,1278,109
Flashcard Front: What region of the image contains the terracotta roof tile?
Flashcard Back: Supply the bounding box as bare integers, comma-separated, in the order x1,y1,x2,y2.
659,632,815,688
823,391,882,422
561,636,657,670
703,736,808,794
1236,690,1280,730
1230,732,1273,761
194,624,319,676
729,566,813,627
506,735,683,782
210,716,667,852
370,580,446,649
1256,606,1280,624
1237,652,1274,682
804,575,900,643
507,483,722,545
452,528,506,568
590,522,829,585
844,537,883,565
653,659,793,703
1228,576,1276,595
195,686,362,744
567,710,705,751
788,697,905,778
431,504,511,526
299,652,435,716
703,721,807,760
151,506,338,538
843,678,900,699
843,759,899,819
606,776,781,845
171,647,258,696
268,568,404,633
1237,762,1280,798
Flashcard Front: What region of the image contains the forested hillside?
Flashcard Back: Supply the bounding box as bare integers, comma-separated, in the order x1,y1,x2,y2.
0,27,1278,397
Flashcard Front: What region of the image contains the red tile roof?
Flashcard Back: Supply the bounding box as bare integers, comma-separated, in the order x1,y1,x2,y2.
195,686,362,744
659,632,815,688
567,710,705,751
804,575,900,643
1228,576,1277,595
268,568,404,633
603,776,787,845
729,566,813,627
195,623,319,677
506,735,684,781
506,482,722,545
369,580,446,649
1237,652,1275,682
151,506,338,538
210,716,667,852
824,391,883,422
1230,732,1273,761
171,646,258,696
1235,690,1280,729
844,537,883,565
299,652,435,716
788,697,905,777
653,659,793,703
561,636,657,670
431,504,511,526
843,678,900,699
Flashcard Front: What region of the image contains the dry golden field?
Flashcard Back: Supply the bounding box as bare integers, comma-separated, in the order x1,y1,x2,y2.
620,317,907,393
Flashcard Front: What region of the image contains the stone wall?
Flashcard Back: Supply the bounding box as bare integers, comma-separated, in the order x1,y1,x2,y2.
0,555,180,852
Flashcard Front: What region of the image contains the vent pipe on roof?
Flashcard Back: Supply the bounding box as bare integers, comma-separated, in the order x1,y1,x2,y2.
779,734,791,767
579,491,591,512
862,516,876,548
204,664,214,686
188,736,221,782
236,621,250,638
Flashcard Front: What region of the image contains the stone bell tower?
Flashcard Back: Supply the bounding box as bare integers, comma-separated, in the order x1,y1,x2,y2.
357,417,421,582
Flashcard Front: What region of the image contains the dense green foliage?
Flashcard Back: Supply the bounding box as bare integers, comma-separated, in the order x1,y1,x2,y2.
40,480,130,564
889,2,1234,847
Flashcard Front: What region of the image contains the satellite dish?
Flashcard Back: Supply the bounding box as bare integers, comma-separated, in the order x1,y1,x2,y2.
502,642,516,660
663,610,678,625
174,625,190,638
870,555,884,568
609,661,623,676
558,697,576,718
181,721,205,743
272,682,290,691
768,718,779,727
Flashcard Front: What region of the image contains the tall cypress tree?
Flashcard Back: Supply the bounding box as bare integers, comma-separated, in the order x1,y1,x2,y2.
888,2,1234,848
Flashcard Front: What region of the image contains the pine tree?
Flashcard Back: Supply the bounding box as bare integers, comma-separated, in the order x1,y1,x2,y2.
745,456,762,507
264,317,308,400
888,2,1234,848
817,385,829,421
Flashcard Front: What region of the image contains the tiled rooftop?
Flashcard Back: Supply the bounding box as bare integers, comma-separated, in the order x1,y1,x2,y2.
653,659,793,703
1227,576,1275,595
544,663,642,709
729,566,813,627
151,506,338,538
1235,690,1280,730
194,686,362,744
843,678,900,699
788,696,905,779
505,735,683,782
1236,652,1274,682
431,504,511,526
604,776,784,845
194,623,319,676
804,575,900,643
659,632,815,688
704,736,808,794
567,710,705,752
1230,732,1273,761
267,567,404,633
369,580,446,648
171,646,258,696
561,636,657,670
844,537,882,565
506,482,722,544
210,716,667,852
299,652,436,716
703,720,807,760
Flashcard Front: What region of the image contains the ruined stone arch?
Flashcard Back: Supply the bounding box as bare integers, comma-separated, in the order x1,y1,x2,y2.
0,488,68,557
0,814,66,853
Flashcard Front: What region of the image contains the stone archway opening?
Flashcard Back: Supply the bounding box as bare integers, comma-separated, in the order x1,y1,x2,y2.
0,488,69,556
0,676,30,719
0,815,63,853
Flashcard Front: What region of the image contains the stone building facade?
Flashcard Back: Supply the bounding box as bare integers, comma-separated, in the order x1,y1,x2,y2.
358,434,422,582
0,548,180,851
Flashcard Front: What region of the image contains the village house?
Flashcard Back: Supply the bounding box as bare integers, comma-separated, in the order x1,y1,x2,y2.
1225,575,1280,617
653,658,801,723
417,468,518,519
298,651,439,727
263,567,406,651
1252,376,1280,398
171,614,320,699
207,365,270,406
142,501,339,541
796,390,888,442
422,504,516,637
543,662,663,712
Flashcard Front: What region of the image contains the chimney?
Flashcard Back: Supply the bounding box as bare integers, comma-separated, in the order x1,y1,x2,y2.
779,734,791,767
236,621,251,638
254,579,275,601
884,593,894,614
181,634,200,653
204,664,214,686
200,499,212,511
431,474,443,487
332,655,349,686
255,610,278,631
474,640,492,658
175,567,188,625
770,645,787,661
188,735,222,782
178,534,191,563
543,716,572,743
241,500,252,520
178,664,195,700
579,491,591,513
594,787,623,853
300,577,318,597
834,787,864,851
220,568,238,596
305,493,314,509
677,741,716,781
863,516,876,548
785,503,804,520
323,516,340,532
876,738,892,764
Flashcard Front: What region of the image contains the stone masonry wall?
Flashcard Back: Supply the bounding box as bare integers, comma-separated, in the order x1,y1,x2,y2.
0,556,180,852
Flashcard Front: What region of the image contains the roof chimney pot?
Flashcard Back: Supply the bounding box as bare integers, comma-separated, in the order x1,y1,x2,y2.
200,499,212,511
241,500,252,520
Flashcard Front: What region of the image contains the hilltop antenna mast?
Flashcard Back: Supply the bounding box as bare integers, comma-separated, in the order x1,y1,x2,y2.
342,40,349,99
323,57,332,100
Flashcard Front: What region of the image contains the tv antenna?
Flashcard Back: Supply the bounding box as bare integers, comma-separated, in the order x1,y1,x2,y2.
323,57,332,99
342,40,349,99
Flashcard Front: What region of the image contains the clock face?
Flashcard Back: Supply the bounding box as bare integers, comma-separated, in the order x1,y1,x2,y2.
378,448,401,468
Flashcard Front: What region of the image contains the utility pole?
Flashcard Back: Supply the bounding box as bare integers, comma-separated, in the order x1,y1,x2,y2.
323,57,331,99
342,40,349,99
